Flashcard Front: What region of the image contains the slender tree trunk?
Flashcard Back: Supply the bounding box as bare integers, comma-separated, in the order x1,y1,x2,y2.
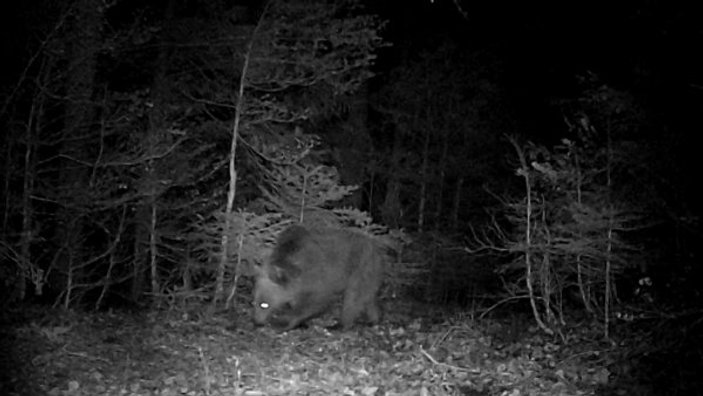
381,125,403,228
417,124,430,231
132,213,147,301
96,206,127,310
450,177,463,230
1,130,11,238
367,164,376,213
510,137,553,335
573,150,594,314
434,130,449,230
417,86,432,231
215,1,272,306
149,202,159,299
604,119,614,339
133,0,176,306
56,0,102,304
18,99,37,303
334,83,372,208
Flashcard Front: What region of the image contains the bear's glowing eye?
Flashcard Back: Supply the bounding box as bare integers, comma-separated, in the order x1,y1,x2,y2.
259,302,270,309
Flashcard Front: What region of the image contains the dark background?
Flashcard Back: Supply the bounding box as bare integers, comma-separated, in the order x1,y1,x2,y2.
1,0,700,311
1,0,701,317
1,1,702,394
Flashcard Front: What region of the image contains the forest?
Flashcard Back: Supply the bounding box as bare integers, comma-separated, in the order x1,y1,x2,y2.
1,0,701,395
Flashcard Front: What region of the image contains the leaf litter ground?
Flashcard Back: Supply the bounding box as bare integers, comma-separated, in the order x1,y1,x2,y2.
0,304,639,396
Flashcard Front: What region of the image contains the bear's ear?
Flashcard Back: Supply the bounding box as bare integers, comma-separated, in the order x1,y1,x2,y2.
246,260,264,277
268,263,300,285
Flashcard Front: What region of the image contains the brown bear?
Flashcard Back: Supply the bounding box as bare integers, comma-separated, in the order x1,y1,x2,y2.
252,224,385,331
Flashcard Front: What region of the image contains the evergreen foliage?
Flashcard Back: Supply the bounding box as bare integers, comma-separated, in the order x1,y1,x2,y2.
0,0,388,309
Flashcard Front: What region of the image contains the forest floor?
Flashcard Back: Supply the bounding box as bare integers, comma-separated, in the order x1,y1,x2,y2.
0,302,678,396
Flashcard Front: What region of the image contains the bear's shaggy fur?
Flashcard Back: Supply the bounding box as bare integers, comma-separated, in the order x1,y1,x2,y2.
252,225,385,330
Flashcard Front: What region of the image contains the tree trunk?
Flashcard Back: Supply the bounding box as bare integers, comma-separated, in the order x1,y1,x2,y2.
434,129,449,230
134,0,176,306
381,125,403,228
131,210,147,302
417,124,430,231
1,127,11,238
56,0,102,305
450,177,463,230
19,92,39,302
333,83,372,208
215,1,272,306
